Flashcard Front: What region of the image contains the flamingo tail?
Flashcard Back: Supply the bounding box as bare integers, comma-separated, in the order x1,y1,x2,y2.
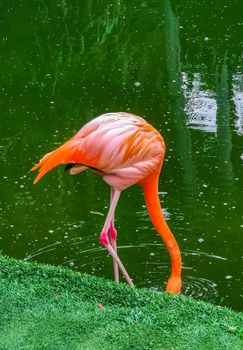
31,136,85,184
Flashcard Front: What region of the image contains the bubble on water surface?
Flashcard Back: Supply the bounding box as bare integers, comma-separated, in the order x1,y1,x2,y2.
225,275,233,280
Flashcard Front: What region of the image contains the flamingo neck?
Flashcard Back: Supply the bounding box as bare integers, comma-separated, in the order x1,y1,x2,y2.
140,172,182,278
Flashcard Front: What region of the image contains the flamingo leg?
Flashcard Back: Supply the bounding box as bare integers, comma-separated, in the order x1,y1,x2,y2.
99,189,134,287
108,188,119,283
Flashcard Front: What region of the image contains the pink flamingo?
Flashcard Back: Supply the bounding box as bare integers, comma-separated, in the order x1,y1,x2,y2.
31,112,182,294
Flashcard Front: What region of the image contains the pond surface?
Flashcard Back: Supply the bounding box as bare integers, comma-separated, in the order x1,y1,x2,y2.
0,0,242,310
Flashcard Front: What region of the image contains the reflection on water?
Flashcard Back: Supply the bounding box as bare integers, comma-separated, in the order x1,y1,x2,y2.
182,72,217,132
0,0,242,310
232,74,243,135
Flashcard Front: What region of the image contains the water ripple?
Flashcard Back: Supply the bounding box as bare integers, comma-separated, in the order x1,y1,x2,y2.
182,276,219,301
24,241,62,261
23,240,223,304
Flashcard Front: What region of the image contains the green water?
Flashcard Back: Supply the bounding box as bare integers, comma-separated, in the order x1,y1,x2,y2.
0,1,242,310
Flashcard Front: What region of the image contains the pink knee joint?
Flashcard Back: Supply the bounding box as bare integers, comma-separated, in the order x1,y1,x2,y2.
99,231,109,247
109,224,117,240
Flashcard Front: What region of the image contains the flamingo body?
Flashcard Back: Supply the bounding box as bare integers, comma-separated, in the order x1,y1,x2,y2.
32,113,165,190
32,112,182,294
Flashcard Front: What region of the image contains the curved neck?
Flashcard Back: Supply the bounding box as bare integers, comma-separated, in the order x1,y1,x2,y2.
140,172,181,277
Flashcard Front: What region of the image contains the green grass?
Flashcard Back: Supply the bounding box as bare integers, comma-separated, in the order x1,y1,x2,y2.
0,255,242,350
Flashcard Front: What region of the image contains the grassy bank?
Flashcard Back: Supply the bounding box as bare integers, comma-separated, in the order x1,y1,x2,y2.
0,255,242,350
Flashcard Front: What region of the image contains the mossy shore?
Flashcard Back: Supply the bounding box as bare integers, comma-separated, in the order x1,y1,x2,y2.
0,255,242,350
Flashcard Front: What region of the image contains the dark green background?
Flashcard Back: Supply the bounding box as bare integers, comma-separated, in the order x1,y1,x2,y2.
0,0,242,310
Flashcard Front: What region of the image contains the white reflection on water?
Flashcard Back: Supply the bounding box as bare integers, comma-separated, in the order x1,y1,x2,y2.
232,73,243,135
181,72,217,132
